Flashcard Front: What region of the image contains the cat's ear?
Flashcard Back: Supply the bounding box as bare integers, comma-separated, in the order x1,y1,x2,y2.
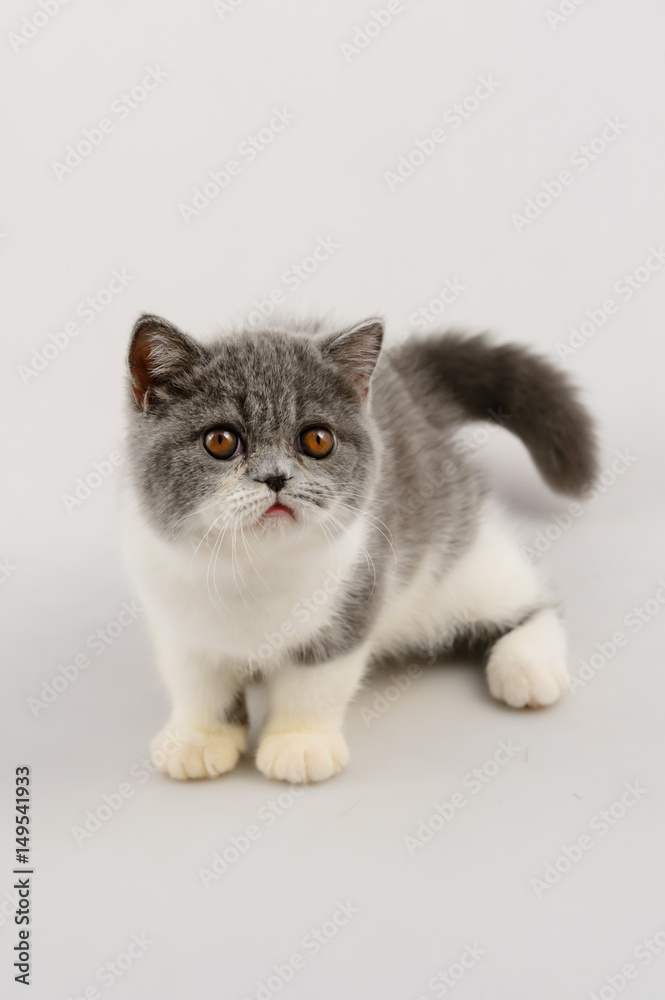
128,314,205,410
319,318,384,399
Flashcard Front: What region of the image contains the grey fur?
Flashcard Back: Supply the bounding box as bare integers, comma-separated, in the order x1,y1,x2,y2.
224,690,249,728
125,315,596,666
390,331,598,494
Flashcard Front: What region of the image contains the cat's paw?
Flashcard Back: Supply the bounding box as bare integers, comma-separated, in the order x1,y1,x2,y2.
486,610,569,708
150,723,246,780
256,730,349,783
488,651,568,708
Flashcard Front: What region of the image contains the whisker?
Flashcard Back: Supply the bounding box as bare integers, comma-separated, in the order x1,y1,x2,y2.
206,513,232,613
309,489,397,569
320,508,377,596
191,509,226,577
240,522,270,591
231,530,253,609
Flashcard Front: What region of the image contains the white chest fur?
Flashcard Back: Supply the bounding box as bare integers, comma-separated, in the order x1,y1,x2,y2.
123,506,367,670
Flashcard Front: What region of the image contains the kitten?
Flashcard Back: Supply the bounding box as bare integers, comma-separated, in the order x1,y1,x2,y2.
122,314,596,783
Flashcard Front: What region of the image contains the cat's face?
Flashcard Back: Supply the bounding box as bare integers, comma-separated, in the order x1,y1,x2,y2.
125,315,383,543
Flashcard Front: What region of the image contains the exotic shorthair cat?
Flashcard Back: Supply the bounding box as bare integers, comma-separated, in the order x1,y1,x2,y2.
122,314,596,784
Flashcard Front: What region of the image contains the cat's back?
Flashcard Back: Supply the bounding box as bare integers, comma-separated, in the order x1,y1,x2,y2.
367,339,483,572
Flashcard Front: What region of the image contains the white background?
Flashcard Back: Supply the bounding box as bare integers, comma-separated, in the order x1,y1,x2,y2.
2,0,665,997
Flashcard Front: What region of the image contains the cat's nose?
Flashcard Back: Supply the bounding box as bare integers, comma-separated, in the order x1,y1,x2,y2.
257,473,290,493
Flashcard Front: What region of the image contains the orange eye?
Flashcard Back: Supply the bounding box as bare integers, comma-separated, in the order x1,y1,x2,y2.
204,428,242,459
298,427,335,459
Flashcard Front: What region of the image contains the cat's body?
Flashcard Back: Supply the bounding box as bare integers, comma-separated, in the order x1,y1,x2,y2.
123,315,596,783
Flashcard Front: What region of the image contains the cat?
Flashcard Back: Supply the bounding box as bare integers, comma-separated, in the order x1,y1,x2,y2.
122,313,597,783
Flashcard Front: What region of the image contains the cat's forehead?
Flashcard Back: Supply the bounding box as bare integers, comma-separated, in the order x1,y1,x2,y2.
195,329,346,425
210,329,315,382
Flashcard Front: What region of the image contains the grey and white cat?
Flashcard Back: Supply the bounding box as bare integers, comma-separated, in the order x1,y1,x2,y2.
122,314,596,783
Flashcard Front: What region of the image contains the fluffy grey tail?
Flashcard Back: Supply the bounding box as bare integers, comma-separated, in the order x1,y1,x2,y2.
394,332,598,495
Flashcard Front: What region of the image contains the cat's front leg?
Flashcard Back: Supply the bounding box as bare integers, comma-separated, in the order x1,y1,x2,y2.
256,646,369,784
150,636,248,780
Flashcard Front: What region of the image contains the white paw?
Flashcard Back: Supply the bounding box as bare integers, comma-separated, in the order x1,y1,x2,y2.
150,724,246,780
256,731,349,783
487,610,569,708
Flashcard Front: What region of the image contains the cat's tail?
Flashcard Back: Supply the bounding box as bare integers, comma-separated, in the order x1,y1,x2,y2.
393,332,598,495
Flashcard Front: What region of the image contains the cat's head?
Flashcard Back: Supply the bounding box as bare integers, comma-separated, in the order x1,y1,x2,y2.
125,314,384,541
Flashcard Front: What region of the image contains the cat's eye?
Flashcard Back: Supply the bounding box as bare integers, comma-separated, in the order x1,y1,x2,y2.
297,427,335,459
203,428,243,460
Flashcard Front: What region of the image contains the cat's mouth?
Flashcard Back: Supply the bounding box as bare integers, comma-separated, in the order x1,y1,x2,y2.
262,501,296,521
